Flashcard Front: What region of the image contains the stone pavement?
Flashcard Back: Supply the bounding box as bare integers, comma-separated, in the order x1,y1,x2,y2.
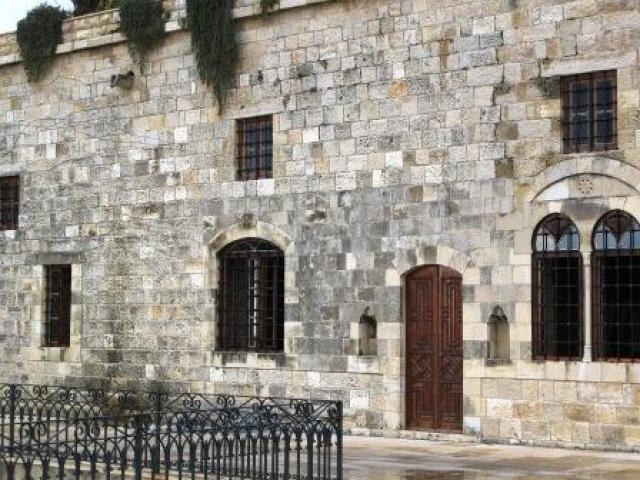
344,436,640,480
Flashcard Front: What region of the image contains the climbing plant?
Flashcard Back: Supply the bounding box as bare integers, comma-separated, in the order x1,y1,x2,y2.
71,0,119,15
260,0,279,14
119,0,166,72
16,5,68,82
99,0,121,9
186,0,238,111
71,0,101,15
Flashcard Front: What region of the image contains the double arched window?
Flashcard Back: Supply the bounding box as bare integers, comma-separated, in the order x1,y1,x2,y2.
532,214,583,359
592,211,640,360
532,210,640,361
217,239,285,352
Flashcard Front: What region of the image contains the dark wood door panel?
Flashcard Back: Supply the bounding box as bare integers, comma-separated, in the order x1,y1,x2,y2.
406,265,463,432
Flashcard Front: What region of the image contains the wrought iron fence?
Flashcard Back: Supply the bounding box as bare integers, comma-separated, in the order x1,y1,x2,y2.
0,384,342,480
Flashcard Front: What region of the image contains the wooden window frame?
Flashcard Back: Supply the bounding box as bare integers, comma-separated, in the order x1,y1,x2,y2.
0,176,20,231
44,265,72,348
561,70,617,153
531,214,584,361
217,239,284,352
236,115,273,181
592,210,640,362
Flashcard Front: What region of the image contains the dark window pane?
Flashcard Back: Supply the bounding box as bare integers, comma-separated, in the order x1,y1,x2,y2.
218,239,284,352
562,71,616,153
593,210,640,360
236,116,273,181
0,176,19,231
44,265,72,347
533,214,580,253
532,214,583,360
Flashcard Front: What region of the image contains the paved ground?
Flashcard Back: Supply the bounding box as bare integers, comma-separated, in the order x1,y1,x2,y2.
344,437,640,479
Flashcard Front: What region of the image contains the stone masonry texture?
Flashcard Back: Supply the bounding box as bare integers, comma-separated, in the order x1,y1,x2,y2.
1,0,640,451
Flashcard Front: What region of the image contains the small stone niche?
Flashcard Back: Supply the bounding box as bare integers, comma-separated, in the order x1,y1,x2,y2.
358,307,377,356
487,305,510,365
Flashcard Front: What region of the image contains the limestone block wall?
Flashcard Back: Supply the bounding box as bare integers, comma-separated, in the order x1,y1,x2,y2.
0,0,640,450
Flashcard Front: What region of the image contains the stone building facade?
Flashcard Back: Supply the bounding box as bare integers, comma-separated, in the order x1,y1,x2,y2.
1,0,640,451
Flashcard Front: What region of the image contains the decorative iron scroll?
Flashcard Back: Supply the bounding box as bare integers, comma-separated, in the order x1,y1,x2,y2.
0,384,343,480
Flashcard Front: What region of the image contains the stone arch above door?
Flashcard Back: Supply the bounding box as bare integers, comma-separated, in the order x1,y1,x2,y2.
395,243,471,279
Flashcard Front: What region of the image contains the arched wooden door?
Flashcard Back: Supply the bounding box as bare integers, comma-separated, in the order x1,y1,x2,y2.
405,265,463,432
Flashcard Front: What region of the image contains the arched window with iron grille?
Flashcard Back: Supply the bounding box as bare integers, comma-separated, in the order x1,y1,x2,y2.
592,210,640,361
217,239,285,352
532,214,583,360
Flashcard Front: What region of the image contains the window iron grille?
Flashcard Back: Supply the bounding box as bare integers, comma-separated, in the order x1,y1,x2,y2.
44,265,72,347
217,239,284,352
0,176,19,231
532,214,583,360
592,210,640,361
236,115,273,181
561,70,617,153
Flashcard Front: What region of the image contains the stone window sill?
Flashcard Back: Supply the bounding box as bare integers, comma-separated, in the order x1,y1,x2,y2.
0,230,18,238
212,350,287,368
485,358,512,367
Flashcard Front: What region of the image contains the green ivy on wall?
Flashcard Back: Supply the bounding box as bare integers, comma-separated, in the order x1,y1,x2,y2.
72,0,101,15
72,0,120,15
186,0,239,111
17,5,68,82
260,0,279,14
99,0,121,9
119,0,167,72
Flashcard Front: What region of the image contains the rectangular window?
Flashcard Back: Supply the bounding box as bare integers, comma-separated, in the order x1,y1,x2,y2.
0,176,19,231
532,254,583,360
593,253,640,361
44,265,72,347
236,115,273,181
562,70,617,153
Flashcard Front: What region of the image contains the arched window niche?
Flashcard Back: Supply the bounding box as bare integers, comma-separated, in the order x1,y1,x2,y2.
592,210,640,361
217,238,285,352
487,306,510,365
532,214,584,360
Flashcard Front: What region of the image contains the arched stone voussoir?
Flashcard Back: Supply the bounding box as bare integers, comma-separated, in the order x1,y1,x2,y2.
396,243,471,277
526,157,640,202
206,221,294,253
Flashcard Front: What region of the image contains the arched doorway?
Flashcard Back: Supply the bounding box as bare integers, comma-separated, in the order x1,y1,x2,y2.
405,265,463,432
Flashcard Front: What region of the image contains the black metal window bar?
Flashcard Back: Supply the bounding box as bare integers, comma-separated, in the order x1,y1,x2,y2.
532,214,584,360
218,238,285,352
236,115,273,180
561,70,617,153
0,176,19,231
592,210,640,361
44,265,72,347
0,384,343,480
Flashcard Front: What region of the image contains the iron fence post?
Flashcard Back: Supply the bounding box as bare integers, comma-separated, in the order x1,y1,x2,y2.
133,415,144,480
8,384,16,456
153,394,162,476
336,400,343,480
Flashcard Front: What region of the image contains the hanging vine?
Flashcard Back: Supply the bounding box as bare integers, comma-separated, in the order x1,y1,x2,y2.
71,0,101,15
71,0,120,15
16,5,68,82
260,0,279,14
186,0,238,111
99,0,121,10
119,0,167,72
